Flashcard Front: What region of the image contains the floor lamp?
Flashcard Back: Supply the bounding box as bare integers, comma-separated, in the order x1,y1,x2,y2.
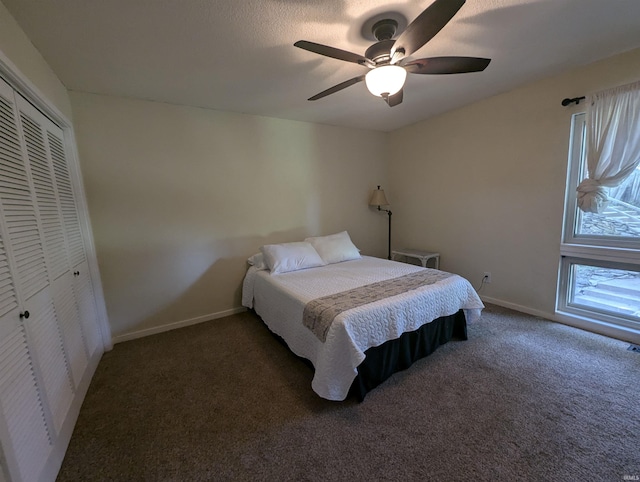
369,185,392,259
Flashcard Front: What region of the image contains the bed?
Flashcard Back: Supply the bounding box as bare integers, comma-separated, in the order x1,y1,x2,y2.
242,233,484,401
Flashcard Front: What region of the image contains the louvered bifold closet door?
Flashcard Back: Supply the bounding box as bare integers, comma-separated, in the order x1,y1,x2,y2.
15,97,76,429
15,96,89,388
0,78,52,482
46,119,100,357
46,126,100,358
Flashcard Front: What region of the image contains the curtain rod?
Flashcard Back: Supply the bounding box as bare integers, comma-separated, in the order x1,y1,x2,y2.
561,96,585,106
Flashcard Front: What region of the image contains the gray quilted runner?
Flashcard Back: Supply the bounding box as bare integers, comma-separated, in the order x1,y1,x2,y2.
303,270,453,342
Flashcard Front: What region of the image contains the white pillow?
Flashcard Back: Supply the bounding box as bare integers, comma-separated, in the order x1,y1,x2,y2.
247,252,267,270
304,231,361,265
260,242,325,274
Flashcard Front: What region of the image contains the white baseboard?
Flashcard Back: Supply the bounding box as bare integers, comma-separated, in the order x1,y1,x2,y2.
480,295,640,344
479,296,552,320
112,307,247,344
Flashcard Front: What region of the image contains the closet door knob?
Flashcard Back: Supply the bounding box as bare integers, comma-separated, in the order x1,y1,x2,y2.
73,271,80,276
19,311,30,319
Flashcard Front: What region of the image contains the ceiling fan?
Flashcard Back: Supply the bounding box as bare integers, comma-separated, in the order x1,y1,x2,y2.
294,0,490,107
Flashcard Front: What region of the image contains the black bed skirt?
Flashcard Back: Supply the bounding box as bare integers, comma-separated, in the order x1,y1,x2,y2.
348,310,468,401
264,309,467,402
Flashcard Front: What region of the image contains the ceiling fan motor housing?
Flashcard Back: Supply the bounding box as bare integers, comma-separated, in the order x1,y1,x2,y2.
365,19,398,64
365,39,395,64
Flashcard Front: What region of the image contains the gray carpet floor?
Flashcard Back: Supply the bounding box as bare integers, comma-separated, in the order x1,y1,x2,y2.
57,304,640,481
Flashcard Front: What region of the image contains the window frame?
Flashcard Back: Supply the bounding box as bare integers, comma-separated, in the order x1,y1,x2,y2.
562,113,640,250
557,113,640,332
558,256,640,331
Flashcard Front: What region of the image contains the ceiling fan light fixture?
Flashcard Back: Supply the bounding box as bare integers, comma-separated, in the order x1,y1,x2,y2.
295,0,490,106
365,65,407,97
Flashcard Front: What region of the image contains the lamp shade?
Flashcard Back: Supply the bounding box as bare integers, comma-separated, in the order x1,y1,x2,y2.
369,186,389,206
365,65,407,97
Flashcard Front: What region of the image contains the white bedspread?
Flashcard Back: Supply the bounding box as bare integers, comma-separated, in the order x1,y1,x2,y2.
242,256,484,401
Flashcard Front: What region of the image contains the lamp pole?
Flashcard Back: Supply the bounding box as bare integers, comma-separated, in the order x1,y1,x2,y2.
369,185,392,260
378,205,392,260
387,208,392,260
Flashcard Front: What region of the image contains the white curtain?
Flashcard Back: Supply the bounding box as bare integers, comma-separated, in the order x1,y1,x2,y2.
577,80,640,213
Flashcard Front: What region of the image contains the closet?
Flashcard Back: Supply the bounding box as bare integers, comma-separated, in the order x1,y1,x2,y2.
0,77,105,482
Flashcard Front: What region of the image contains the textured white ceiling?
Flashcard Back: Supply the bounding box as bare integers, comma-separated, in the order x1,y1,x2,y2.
4,0,640,131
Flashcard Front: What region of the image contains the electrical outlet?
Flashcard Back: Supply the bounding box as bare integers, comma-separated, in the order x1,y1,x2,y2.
483,272,492,284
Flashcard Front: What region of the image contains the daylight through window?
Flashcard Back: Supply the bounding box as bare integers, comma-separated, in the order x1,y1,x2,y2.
558,109,640,332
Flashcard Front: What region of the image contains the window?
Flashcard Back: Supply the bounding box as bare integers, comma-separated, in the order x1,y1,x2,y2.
558,113,640,332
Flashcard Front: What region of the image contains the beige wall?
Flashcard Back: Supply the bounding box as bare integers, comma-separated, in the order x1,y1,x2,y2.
0,0,72,119
389,47,640,318
70,92,389,339
3,0,639,339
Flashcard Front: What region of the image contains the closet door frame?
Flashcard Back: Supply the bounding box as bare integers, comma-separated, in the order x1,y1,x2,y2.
0,48,111,352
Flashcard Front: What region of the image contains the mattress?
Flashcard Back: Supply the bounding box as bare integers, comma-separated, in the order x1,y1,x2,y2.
242,256,484,400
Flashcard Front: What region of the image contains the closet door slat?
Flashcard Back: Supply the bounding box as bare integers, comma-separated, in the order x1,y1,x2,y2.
0,94,49,300
25,290,74,433
48,132,85,269
52,275,88,386
20,112,69,281
0,314,51,482
0,234,17,317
